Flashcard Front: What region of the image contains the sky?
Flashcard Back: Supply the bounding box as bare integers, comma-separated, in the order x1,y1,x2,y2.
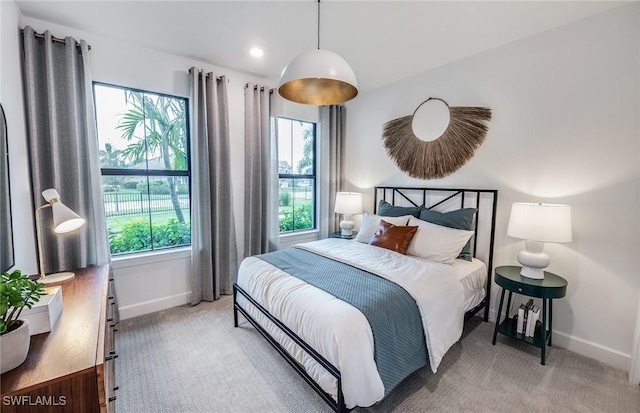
278,117,313,174
94,84,134,152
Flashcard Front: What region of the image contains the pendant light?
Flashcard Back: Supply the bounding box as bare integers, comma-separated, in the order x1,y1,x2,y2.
278,0,358,105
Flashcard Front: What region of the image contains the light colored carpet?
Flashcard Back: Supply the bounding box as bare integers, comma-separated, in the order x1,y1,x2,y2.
116,296,639,413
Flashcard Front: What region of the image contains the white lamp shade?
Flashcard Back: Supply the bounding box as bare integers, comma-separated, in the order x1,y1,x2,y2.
51,202,85,233
42,188,60,202
334,192,363,215
42,189,85,233
278,49,358,105
507,202,572,243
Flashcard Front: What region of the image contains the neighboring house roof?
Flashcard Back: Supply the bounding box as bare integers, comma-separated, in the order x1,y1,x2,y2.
131,156,167,170
278,161,291,174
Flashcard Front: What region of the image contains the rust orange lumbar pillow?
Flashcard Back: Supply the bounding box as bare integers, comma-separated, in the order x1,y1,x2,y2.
369,220,418,254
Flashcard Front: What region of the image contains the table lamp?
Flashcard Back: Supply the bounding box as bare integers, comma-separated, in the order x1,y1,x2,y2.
35,188,86,284
507,202,572,279
334,192,363,237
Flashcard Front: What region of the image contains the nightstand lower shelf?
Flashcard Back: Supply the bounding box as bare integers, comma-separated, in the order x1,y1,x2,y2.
496,317,550,349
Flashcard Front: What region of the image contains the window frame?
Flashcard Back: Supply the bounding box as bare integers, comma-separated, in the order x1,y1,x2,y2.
277,116,317,234
93,81,192,255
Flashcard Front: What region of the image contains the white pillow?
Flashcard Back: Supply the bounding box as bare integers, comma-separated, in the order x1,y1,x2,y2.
406,216,474,264
354,212,411,243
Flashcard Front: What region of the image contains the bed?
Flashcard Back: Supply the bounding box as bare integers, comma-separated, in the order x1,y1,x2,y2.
233,187,498,412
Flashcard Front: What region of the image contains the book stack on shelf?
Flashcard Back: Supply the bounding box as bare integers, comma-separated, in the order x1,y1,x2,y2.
513,299,542,338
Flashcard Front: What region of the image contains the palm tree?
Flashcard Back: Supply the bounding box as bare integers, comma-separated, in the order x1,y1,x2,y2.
99,142,124,168
116,92,187,224
296,125,314,174
99,143,125,186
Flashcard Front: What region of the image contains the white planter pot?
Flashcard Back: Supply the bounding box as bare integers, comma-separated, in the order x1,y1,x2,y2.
0,319,31,374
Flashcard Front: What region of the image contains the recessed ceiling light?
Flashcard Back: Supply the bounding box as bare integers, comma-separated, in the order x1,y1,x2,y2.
250,48,264,58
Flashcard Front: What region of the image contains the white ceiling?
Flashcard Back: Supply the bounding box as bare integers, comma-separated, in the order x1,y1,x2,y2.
16,0,630,92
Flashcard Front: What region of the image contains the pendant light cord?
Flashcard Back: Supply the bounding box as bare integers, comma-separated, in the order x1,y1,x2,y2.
317,0,320,50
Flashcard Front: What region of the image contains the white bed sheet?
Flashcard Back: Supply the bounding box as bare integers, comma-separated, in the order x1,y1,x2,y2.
236,239,481,408
456,258,487,312
411,256,487,312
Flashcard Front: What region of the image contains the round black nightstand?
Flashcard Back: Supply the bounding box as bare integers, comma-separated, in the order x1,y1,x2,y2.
491,265,568,365
330,231,357,240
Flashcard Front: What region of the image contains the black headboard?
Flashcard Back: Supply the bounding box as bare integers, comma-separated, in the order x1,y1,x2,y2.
374,186,498,321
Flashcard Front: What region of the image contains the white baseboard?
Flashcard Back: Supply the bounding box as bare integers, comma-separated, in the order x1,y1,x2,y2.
119,291,192,320
629,295,640,385
552,330,630,371
488,308,631,372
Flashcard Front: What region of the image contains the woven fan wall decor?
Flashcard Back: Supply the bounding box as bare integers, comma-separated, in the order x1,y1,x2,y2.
381,97,491,179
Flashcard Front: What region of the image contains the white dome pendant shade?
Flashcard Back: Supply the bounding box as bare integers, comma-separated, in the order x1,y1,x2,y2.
278,0,358,105
279,49,358,105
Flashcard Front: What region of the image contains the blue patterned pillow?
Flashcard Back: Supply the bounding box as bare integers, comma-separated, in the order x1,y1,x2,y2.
419,208,477,261
378,200,422,218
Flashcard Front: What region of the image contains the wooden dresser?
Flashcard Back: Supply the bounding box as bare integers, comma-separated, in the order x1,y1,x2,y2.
1,265,119,412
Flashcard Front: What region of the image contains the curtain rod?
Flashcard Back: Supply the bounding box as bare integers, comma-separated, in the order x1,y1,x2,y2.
245,83,274,94
188,68,223,82
22,29,91,50
208,74,223,82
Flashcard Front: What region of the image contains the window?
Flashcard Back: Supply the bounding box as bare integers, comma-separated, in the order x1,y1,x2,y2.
93,83,190,255
278,117,316,233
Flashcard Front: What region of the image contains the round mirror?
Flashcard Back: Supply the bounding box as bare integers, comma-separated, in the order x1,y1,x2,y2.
411,98,450,142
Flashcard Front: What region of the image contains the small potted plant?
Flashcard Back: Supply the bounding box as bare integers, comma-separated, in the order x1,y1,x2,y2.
0,269,44,373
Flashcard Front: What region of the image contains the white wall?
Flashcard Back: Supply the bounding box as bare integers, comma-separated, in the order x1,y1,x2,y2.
1,1,38,274
345,4,639,371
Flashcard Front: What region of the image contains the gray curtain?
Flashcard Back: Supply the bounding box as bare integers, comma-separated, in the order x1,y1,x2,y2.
22,26,110,273
244,83,279,256
189,68,238,304
319,105,346,239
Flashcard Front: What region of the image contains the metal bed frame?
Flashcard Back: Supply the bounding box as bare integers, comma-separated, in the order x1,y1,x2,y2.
233,187,498,413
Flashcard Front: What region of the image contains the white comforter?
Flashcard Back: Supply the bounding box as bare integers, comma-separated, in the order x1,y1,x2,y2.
236,239,465,408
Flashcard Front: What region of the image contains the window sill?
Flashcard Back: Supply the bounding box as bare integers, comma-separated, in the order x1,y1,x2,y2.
111,246,191,270
280,229,319,239
279,230,319,248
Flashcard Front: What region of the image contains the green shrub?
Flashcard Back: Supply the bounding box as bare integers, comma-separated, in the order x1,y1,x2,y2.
176,183,189,194
279,191,291,206
136,181,170,195
108,218,152,253
102,184,119,193
136,181,162,191
108,218,191,254
151,218,191,247
149,185,170,195
123,181,139,190
279,204,313,232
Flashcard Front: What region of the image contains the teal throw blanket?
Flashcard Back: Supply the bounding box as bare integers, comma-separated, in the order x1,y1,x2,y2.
257,247,427,396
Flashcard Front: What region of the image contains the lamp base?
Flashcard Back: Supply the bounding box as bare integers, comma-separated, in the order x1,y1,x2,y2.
519,266,545,280
339,219,355,237
38,272,75,285
517,240,549,279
